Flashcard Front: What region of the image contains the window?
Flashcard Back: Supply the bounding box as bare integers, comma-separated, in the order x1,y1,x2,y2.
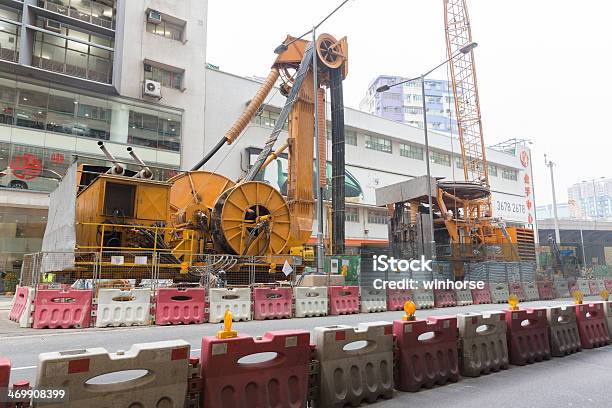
501,168,518,181
456,157,464,169
368,210,388,225
488,164,497,177
0,18,19,62
345,130,357,146
345,207,359,223
328,128,357,145
251,109,287,130
430,151,451,166
405,107,422,115
145,65,183,90
365,135,392,153
146,19,184,42
32,18,114,83
400,143,423,160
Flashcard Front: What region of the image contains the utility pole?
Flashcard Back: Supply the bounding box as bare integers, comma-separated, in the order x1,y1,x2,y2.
544,155,561,244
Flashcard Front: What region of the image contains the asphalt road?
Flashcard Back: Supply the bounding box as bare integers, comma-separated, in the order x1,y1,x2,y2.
1,298,611,408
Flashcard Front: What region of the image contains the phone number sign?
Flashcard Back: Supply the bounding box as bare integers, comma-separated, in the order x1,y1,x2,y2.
492,194,528,223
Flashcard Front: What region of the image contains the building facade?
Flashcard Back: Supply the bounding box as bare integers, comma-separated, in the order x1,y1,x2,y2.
0,0,207,277
359,75,458,134
567,178,612,220
205,68,535,248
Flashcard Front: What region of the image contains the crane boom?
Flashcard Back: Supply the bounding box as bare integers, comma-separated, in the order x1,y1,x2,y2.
444,0,489,190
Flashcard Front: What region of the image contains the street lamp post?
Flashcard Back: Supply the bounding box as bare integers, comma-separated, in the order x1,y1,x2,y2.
376,42,478,260
544,155,561,244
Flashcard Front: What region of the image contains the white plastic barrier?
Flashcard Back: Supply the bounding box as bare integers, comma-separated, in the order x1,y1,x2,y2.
294,286,328,318
457,311,508,376
554,279,570,298
596,279,607,293
95,288,151,327
10,286,35,328
360,288,387,313
522,282,540,301
490,282,509,303
314,322,394,407
34,340,190,408
208,287,251,323
455,289,474,306
412,289,434,309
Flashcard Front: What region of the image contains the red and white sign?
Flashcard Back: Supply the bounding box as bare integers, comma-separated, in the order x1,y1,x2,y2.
518,147,534,227
10,153,42,180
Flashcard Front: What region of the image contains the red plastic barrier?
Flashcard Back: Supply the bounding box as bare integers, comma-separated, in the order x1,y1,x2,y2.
200,330,311,408
0,358,9,389
588,281,599,296
537,281,555,300
8,286,29,322
508,282,526,302
574,303,610,348
253,287,292,320
394,316,460,391
328,286,359,315
605,279,612,293
504,308,551,365
434,289,457,308
155,288,206,325
471,283,492,305
386,289,412,311
33,289,92,329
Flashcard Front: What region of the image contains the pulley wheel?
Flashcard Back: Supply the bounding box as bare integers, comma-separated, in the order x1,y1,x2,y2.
212,181,291,255
169,171,235,212
316,33,344,69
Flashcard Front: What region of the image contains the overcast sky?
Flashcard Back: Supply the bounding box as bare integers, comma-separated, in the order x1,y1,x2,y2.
207,0,612,206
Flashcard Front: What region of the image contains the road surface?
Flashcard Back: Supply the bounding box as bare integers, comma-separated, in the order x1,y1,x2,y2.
1,297,611,407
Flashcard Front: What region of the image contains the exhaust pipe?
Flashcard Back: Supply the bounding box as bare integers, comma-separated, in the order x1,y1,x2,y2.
98,141,124,176
126,147,153,180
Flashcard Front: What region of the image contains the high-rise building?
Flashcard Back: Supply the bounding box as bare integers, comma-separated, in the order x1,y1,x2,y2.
0,0,208,276
359,75,458,133
567,178,612,220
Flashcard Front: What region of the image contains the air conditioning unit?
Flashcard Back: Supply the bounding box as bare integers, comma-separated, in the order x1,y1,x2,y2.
45,19,62,33
147,9,162,24
143,79,162,99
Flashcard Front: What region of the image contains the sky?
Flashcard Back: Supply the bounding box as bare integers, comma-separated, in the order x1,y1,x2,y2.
206,0,612,206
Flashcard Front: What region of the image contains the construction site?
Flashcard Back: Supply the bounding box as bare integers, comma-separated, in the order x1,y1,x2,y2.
1,1,611,407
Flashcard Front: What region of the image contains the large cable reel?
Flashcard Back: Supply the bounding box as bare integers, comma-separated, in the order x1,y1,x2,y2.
212,181,291,256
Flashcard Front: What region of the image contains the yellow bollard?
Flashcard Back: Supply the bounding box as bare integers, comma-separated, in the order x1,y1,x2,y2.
508,294,519,311
216,310,238,339
341,265,348,277
573,290,583,305
402,300,417,321
600,289,609,301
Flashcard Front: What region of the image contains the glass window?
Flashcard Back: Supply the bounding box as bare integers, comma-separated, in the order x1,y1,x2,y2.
501,168,518,181
251,109,287,130
365,135,392,153
345,130,357,146
456,157,464,169
32,18,114,84
15,84,48,130
400,143,423,160
144,65,183,90
368,210,387,225
0,78,15,125
430,151,451,166
146,19,184,42
128,107,159,150
345,207,359,223
0,20,19,62
157,113,181,152
488,164,497,177
47,89,76,135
